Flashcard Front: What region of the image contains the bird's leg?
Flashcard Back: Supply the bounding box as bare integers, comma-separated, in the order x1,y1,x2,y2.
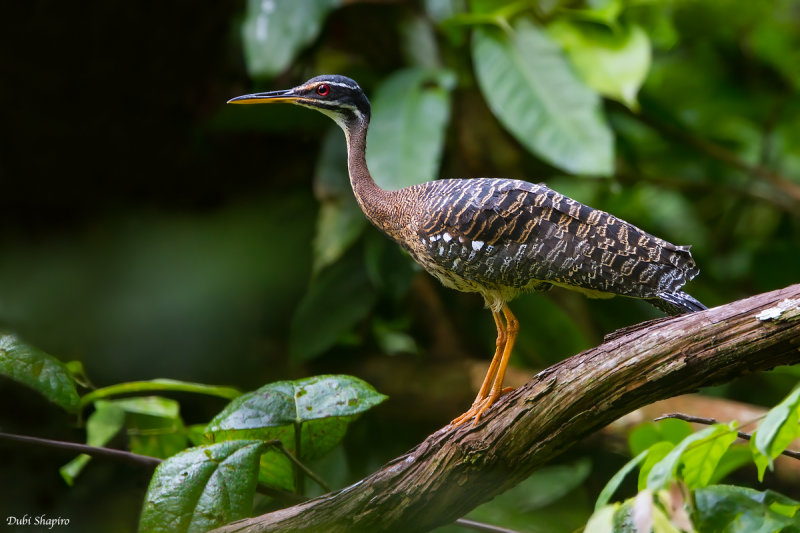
474,310,507,402
450,307,516,427
487,304,519,402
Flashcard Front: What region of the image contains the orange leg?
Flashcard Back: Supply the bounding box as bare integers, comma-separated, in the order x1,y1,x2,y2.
450,304,518,426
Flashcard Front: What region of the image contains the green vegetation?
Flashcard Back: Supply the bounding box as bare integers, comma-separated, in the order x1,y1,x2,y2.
1,0,799,532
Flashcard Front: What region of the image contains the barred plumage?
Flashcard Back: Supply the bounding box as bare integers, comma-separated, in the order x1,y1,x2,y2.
229,74,706,426
394,178,702,315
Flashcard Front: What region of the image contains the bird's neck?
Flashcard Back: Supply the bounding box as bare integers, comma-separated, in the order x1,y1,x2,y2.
344,120,398,232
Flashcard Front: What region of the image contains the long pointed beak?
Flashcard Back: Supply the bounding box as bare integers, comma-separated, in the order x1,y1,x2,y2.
227,89,300,105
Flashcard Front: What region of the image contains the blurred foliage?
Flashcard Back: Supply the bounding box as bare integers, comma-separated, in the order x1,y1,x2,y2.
0,334,386,532
590,387,800,531
2,0,800,531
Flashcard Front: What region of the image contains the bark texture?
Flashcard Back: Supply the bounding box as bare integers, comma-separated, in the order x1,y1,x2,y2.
216,285,800,533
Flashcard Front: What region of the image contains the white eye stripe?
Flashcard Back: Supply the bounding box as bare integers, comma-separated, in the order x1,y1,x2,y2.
319,81,360,90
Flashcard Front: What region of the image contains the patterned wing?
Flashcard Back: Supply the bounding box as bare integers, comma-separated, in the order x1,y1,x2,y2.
414,178,700,301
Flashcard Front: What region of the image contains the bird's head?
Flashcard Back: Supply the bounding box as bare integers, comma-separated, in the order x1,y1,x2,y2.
228,75,371,132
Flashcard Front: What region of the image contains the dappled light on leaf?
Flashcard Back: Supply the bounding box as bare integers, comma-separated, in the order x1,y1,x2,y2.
472,18,614,175
0,334,80,412
138,440,266,533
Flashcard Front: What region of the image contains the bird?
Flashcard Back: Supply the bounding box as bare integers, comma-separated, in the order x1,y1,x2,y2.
228,75,706,426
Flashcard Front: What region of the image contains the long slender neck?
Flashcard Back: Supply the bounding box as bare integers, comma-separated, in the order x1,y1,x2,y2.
343,118,398,231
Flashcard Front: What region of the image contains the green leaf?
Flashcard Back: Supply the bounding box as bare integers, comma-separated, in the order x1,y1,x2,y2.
62,397,188,484
548,21,651,109
185,424,208,447
708,444,755,485
629,419,693,456
472,18,613,175
311,127,366,274
60,401,126,485
207,375,387,429
112,397,187,459
749,13,800,90
138,440,266,533
646,424,737,490
694,485,800,533
585,504,619,533
596,450,648,509
373,318,419,356
638,441,673,491
559,0,623,26
79,378,241,409
679,425,738,489
241,0,341,79
752,385,800,480
204,376,387,490
366,68,455,190
400,15,442,69
650,500,682,533
65,360,93,388
424,0,465,23
0,334,80,412
289,250,377,362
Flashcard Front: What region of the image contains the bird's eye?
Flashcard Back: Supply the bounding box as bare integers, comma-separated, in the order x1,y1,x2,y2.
316,84,330,96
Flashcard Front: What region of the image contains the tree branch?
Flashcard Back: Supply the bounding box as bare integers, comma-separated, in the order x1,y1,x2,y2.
216,285,800,533
654,412,800,460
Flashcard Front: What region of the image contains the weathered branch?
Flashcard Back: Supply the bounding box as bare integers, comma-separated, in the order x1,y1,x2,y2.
216,285,800,533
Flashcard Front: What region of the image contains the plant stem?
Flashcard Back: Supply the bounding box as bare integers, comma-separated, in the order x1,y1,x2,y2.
0,431,161,467
266,439,331,493
293,422,304,494
653,413,800,460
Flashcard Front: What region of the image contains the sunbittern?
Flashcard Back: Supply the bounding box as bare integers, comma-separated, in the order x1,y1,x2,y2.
229,75,705,426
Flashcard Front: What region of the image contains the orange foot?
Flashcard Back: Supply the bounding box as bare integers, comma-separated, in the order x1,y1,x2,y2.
449,387,515,427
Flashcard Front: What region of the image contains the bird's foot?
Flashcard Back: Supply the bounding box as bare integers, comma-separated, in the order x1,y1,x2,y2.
449,397,493,427
449,387,514,427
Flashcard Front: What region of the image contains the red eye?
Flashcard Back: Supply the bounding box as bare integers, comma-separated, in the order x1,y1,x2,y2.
316,84,330,96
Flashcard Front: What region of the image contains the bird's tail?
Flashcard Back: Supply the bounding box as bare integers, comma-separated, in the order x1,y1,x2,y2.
650,291,707,316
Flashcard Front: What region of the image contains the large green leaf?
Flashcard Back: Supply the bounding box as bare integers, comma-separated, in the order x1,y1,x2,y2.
694,485,800,533
207,375,387,429
289,250,377,362
548,20,651,109
752,385,800,480
679,424,739,489
138,440,266,533
0,334,79,412
204,375,387,490
646,423,737,490
241,0,341,79
472,18,613,175
366,68,455,190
